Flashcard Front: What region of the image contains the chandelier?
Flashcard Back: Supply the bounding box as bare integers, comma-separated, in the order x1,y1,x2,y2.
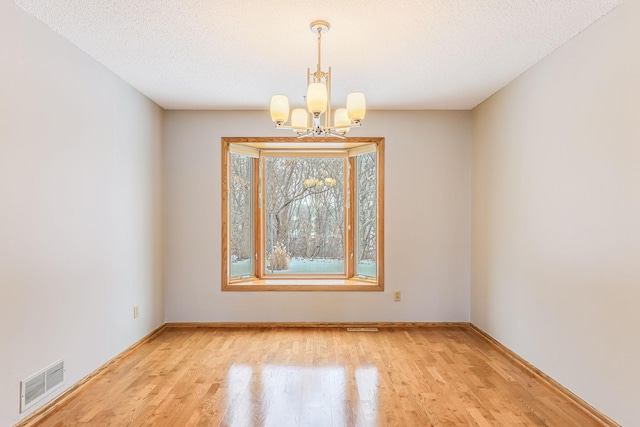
269,20,366,138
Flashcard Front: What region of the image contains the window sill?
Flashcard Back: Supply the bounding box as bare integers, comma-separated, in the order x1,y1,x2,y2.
223,278,382,291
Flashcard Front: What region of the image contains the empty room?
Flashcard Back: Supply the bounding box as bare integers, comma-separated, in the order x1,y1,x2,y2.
1,0,638,426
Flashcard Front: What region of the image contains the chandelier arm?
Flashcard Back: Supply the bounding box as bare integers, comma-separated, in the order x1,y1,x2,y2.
326,130,347,139
275,123,310,132
333,122,361,130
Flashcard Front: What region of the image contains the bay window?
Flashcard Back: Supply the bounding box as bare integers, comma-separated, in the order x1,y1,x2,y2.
222,137,384,291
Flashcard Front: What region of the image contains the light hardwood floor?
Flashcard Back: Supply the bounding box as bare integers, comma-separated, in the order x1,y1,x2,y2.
29,327,608,426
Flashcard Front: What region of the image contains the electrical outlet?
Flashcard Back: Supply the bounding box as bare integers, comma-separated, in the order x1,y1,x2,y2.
393,290,401,302
133,306,139,319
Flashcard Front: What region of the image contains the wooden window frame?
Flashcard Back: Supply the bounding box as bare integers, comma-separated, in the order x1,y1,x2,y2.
222,137,384,291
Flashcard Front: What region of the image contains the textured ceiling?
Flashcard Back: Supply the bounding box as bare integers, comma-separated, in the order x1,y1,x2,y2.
12,0,622,110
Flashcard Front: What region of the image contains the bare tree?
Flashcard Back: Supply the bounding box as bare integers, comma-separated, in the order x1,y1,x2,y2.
357,152,377,263
230,153,253,262
265,157,344,264
230,152,376,275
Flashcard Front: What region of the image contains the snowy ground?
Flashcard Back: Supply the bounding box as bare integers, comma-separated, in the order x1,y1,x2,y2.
231,258,376,277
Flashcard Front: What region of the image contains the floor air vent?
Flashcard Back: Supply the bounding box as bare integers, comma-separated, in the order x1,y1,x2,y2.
20,360,65,412
347,327,379,332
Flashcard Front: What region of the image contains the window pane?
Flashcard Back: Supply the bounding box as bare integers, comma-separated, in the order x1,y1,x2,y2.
356,152,377,277
229,153,254,277
264,157,345,274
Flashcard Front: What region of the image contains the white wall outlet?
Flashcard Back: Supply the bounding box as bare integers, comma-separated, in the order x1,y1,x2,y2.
393,290,401,302
133,305,139,319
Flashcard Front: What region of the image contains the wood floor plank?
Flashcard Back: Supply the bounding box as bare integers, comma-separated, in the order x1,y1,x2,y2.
25,327,613,426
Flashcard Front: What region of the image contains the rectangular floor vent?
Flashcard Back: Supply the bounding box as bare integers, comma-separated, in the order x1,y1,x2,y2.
347,327,379,332
21,360,65,412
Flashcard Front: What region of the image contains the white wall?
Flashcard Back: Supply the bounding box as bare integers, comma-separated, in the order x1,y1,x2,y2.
164,110,471,322
0,2,165,425
471,1,640,424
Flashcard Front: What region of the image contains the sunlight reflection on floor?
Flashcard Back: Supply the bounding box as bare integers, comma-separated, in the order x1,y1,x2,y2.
225,364,378,427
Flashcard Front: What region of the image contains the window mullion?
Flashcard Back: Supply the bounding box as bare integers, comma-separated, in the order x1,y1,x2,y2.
347,157,355,279
255,156,264,279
